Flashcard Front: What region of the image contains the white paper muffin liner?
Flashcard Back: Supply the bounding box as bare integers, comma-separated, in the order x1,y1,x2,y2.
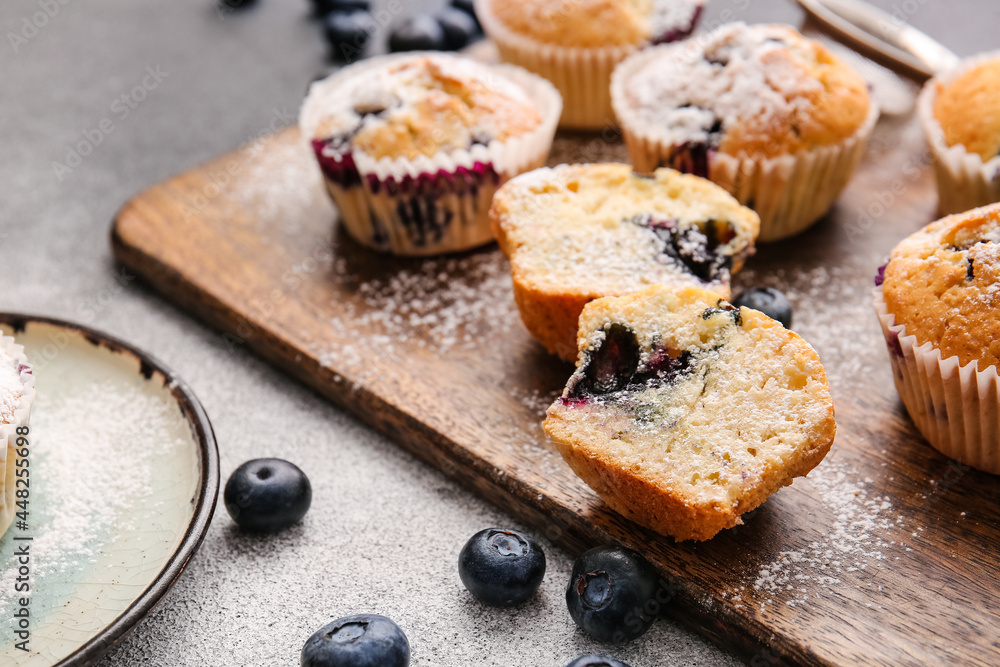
0,333,36,535
300,53,562,256
873,287,1000,474
917,51,1000,216
611,46,879,242
475,0,703,130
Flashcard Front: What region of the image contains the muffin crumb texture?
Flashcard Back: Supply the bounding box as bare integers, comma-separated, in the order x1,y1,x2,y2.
544,285,836,541
882,203,1000,370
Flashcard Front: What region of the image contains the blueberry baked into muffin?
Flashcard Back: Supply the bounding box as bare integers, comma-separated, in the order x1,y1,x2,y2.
611,22,877,241
874,202,1000,473
491,163,759,360
544,285,836,541
918,51,1000,215
0,333,35,538
475,0,704,129
300,53,561,256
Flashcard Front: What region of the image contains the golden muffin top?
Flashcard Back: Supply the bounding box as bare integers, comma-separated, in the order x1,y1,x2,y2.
933,55,1000,162
303,54,542,161
882,202,1000,370
613,23,873,158
486,0,703,49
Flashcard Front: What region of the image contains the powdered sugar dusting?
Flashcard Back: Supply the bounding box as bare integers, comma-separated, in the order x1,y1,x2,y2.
313,251,520,373
621,23,828,147
746,458,902,609
0,377,190,605
735,260,884,398
0,345,22,424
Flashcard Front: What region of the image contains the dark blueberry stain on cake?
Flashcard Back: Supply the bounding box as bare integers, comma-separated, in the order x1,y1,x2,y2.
629,215,734,283
701,300,743,326
886,329,903,357
573,323,641,396
469,132,493,148
566,324,701,401
967,256,975,281
650,4,702,45
874,261,888,287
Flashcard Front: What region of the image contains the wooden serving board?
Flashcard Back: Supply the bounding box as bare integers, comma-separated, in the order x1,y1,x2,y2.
112,104,1000,664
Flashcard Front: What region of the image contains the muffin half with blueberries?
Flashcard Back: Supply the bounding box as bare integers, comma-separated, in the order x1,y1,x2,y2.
300,52,561,256
874,202,1000,474
475,0,705,130
544,284,836,541
0,331,35,538
918,51,1000,215
611,22,878,242
490,163,759,360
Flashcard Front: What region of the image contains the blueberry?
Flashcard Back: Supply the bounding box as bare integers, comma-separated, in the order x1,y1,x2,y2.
566,546,661,643
733,287,793,328
565,657,632,667
388,15,447,53
574,323,640,396
436,8,480,50
224,458,312,532
301,614,409,667
458,527,546,606
449,0,481,29
311,0,371,17
325,10,377,61
218,0,256,10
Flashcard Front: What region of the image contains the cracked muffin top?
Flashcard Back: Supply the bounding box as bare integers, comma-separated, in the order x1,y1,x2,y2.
301,54,543,161
880,202,1000,370
612,23,872,158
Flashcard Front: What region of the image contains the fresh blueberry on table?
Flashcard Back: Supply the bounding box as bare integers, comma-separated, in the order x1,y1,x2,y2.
218,0,257,10
458,527,546,606
311,0,371,17
566,546,661,643
435,8,480,50
565,656,632,667
449,0,481,29
325,10,378,61
388,15,448,53
301,614,410,667
733,287,793,328
224,458,312,532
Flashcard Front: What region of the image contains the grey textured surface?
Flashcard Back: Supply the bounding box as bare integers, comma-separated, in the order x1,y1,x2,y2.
2,0,996,664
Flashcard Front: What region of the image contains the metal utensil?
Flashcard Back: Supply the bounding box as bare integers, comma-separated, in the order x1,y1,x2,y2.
796,0,961,115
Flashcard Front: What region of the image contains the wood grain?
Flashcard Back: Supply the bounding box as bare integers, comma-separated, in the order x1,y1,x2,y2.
111,104,1000,664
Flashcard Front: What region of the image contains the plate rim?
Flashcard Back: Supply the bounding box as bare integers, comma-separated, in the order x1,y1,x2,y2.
0,312,220,667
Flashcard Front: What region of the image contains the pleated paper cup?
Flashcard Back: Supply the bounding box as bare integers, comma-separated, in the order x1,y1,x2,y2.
0,333,36,536
873,287,1000,474
918,51,1000,216
475,0,703,131
612,46,879,242
300,53,562,256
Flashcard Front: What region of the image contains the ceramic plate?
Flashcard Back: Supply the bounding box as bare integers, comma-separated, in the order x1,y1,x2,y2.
0,314,218,666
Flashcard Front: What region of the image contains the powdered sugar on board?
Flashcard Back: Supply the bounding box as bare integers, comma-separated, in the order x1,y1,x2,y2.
0,345,23,423
312,250,521,378
736,457,905,610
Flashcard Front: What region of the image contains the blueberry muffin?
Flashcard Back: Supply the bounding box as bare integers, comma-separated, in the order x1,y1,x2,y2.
491,163,759,360
544,285,836,541
918,52,1000,215
300,53,561,256
0,333,35,538
475,0,704,129
611,23,878,241
874,202,1000,473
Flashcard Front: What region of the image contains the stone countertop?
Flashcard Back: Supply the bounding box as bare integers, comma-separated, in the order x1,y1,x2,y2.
3,0,996,664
